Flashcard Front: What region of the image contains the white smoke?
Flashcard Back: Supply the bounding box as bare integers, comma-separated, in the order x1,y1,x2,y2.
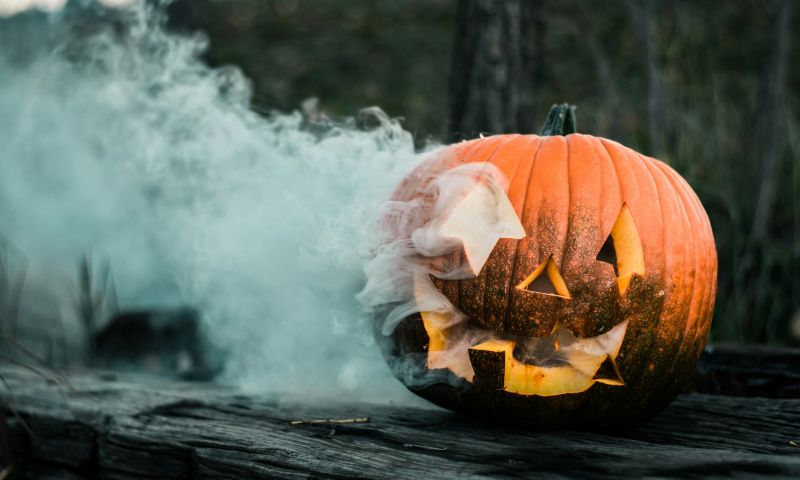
357,161,526,386
0,0,130,16
0,1,431,402
359,163,516,332
0,0,65,16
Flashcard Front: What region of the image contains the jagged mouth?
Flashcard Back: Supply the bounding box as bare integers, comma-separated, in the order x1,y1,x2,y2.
421,309,628,396
400,167,636,396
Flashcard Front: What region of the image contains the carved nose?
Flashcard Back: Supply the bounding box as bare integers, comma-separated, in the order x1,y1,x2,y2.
516,256,571,299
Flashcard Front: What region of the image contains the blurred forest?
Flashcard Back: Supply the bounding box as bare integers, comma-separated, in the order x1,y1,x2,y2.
192,0,799,345
1,0,798,349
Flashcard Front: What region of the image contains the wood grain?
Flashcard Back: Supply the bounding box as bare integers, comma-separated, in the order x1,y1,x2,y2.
1,356,799,479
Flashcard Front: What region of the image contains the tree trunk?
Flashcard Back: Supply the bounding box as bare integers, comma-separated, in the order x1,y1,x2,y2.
165,0,210,34
449,0,544,141
750,0,792,241
578,7,622,140
626,0,665,157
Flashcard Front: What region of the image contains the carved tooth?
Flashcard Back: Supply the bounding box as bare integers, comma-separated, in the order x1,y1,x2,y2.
592,355,625,386
468,341,507,390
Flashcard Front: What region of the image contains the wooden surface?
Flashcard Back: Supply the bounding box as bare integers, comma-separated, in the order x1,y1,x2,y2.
692,343,800,398
2,347,800,479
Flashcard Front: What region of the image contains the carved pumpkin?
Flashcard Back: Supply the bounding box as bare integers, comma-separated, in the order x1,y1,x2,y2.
376,105,717,428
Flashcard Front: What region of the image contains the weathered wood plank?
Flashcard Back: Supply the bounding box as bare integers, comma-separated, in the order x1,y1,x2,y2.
692,343,800,398
2,364,799,479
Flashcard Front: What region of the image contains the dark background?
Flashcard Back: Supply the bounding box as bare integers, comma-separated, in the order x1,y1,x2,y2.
2,0,798,348
190,0,798,345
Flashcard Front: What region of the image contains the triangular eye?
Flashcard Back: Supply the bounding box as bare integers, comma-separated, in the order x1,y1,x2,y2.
596,235,619,276
516,257,571,299
597,204,645,295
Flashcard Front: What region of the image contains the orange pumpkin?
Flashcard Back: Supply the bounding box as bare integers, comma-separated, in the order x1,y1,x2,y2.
377,105,717,428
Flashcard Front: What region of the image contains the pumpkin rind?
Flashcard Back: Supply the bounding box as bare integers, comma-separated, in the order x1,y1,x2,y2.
379,130,717,428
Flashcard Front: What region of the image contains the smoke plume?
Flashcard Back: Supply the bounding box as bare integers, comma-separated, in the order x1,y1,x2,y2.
0,1,433,402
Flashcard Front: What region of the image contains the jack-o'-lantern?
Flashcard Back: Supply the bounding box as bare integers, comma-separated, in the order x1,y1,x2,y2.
372,105,717,428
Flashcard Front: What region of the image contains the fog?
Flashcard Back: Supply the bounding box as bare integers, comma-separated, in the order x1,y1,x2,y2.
0,1,434,403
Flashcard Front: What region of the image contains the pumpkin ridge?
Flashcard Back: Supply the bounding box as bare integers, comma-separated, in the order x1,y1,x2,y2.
659,159,707,401
635,155,674,398
592,137,627,296
462,134,531,329
612,143,666,397
503,136,546,335
562,135,604,417
669,161,717,334
686,185,714,388
455,136,515,317
629,149,668,290
592,137,613,241
597,138,626,226
560,134,574,279
470,135,522,322
699,180,717,348
655,161,709,386
483,135,540,333
638,154,688,410
659,162,698,387
703,243,718,349
610,139,664,277
444,140,485,307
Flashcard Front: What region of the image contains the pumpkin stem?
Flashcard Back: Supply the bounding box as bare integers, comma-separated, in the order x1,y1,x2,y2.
540,104,577,136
